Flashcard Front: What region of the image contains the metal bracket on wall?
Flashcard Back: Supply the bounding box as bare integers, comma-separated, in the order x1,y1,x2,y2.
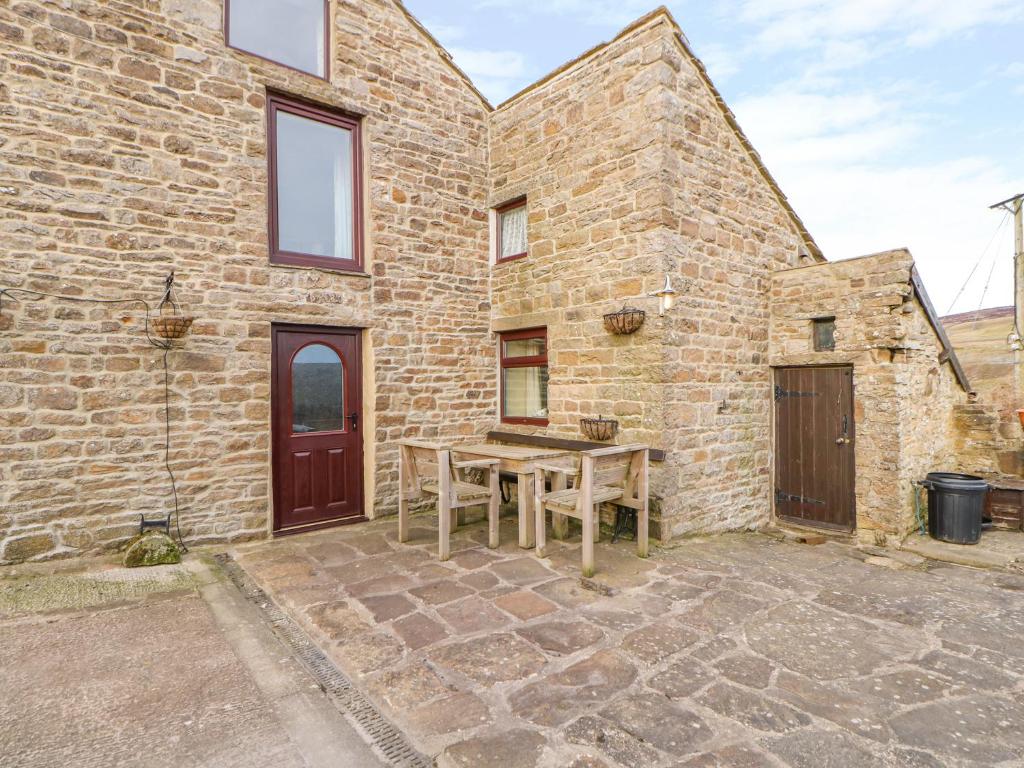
775,488,826,506
774,385,820,402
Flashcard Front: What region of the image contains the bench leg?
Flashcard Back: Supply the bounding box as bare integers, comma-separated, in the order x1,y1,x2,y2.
551,472,568,540
438,497,451,562
582,504,595,578
488,465,499,549
518,472,536,549
535,481,546,558
398,451,409,543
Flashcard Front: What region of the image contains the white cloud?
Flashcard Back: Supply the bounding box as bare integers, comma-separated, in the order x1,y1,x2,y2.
446,47,529,102
736,0,1023,64
734,84,1020,313
474,0,657,27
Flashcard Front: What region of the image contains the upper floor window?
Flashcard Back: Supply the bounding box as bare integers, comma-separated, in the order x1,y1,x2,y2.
496,198,528,263
226,0,328,78
813,317,836,351
267,92,363,272
500,328,548,425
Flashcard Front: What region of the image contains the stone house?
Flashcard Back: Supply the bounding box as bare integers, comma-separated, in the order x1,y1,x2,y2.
0,1,974,563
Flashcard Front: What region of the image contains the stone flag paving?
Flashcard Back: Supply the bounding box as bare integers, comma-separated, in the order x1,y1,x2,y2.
232,514,1024,767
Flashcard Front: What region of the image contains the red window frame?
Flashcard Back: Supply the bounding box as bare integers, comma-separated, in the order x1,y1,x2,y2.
224,0,331,81
499,327,548,426
495,197,528,264
266,91,364,273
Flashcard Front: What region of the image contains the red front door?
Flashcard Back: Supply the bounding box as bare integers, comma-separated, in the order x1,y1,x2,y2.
272,325,364,532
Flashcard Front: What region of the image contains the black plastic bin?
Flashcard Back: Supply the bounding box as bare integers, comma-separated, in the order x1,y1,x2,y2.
922,472,989,545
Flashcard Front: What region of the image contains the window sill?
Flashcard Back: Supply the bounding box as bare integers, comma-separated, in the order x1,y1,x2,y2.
495,253,528,265
270,255,369,278
500,417,550,427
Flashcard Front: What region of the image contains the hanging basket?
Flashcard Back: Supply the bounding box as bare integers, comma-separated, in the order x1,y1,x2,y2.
151,270,193,341
603,307,646,335
580,416,619,442
152,314,194,340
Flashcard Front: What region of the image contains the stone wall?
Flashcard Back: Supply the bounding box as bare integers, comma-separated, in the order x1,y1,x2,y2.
0,0,495,562
488,11,815,539
770,250,970,543
487,16,676,532
655,24,813,539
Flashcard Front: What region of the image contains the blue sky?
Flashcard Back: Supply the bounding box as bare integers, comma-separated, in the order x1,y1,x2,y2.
405,0,1024,314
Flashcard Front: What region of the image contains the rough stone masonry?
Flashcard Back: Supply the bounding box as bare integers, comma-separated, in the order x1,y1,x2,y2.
0,2,980,562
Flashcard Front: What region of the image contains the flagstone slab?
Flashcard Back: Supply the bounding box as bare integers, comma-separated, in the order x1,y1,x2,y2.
533,577,601,608
745,601,913,680
304,600,371,641
675,743,778,767
598,691,713,755
619,622,699,664
646,658,715,700
767,730,888,768
408,692,492,736
363,661,449,712
697,682,810,733
494,590,559,621
515,619,604,655
428,632,546,684
437,595,512,634
889,694,1024,764
712,653,774,689
563,715,663,768
509,649,636,727
358,593,416,622
490,557,559,586
391,612,449,650
459,570,500,591
442,728,547,768
409,580,474,605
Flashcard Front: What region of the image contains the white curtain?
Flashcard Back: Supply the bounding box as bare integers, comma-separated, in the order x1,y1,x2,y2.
500,206,527,258
333,132,353,261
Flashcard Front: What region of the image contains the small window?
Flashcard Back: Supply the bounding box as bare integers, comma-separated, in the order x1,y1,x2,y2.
226,0,328,78
813,317,836,351
496,198,528,263
267,93,363,272
500,328,548,425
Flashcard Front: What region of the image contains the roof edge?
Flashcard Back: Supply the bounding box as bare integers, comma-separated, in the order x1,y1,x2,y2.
495,6,674,110
911,265,973,393
493,5,824,262
662,16,824,262
390,0,493,111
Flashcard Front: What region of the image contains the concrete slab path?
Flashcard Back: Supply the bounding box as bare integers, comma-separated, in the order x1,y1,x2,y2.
0,557,388,768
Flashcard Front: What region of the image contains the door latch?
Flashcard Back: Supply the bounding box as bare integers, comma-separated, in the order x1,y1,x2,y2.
348,412,358,431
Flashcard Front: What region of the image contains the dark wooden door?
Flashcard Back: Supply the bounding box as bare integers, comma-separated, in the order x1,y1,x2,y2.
272,326,363,532
774,366,855,531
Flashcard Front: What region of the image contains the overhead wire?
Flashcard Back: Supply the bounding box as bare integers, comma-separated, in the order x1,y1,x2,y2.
945,212,1010,315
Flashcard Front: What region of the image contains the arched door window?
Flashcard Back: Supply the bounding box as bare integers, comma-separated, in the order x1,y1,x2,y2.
291,343,345,433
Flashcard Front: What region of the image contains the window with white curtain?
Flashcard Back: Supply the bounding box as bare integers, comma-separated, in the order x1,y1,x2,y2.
226,0,327,78
268,93,362,272
500,328,548,424
496,199,528,262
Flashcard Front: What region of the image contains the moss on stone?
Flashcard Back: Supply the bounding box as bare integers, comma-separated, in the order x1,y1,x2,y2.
123,532,181,568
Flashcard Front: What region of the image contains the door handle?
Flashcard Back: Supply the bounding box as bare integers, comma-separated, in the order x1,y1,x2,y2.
835,437,850,445
348,412,358,431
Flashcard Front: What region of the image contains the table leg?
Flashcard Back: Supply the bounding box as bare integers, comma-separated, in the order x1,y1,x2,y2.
518,472,535,548
551,472,568,540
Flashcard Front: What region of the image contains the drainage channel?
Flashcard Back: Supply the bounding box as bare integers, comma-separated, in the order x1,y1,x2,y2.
215,553,433,768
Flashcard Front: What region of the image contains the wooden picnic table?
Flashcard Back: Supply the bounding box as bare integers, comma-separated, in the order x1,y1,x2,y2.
455,443,574,548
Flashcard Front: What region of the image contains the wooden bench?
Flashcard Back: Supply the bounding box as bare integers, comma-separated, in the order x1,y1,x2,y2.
397,439,501,561
534,444,649,577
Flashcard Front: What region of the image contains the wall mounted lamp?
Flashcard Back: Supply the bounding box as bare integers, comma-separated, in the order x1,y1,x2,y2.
649,276,677,316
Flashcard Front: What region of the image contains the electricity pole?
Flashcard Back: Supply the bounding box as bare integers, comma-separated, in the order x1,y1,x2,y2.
990,193,1024,398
